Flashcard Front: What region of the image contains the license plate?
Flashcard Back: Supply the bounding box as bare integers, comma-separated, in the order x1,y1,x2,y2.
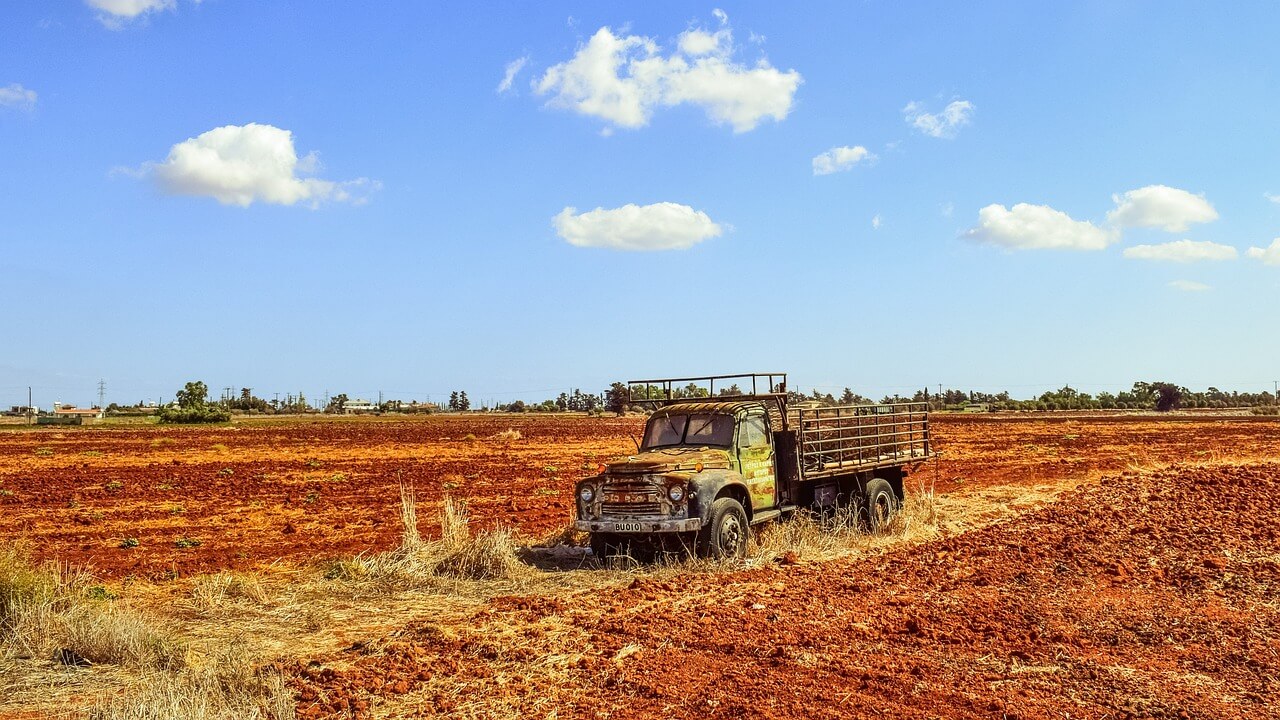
612,522,643,532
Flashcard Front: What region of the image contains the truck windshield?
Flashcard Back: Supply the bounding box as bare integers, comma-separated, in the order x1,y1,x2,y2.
643,413,735,449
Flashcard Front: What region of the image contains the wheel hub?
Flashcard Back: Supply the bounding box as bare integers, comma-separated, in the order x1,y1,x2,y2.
721,515,743,554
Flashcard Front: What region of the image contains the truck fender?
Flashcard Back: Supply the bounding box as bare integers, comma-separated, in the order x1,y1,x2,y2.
688,471,752,524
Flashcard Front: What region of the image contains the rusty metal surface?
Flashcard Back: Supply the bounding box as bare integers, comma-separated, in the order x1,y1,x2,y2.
795,402,932,479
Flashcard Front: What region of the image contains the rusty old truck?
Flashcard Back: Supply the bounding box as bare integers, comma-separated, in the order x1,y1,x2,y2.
575,373,934,560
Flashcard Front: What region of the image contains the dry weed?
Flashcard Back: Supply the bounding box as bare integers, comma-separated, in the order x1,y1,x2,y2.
1,543,185,670
753,485,941,564
190,573,269,616
87,639,293,720
60,603,187,669
399,479,421,549
434,528,531,581
491,428,522,443
327,491,533,589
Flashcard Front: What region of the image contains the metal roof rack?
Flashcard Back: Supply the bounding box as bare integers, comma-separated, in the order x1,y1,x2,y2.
626,373,788,406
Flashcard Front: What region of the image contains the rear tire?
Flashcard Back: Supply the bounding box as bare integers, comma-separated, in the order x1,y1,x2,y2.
861,478,899,533
697,498,750,559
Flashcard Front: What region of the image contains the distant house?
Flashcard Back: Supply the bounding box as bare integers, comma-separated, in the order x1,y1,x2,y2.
345,398,378,414
54,406,104,420
962,402,991,413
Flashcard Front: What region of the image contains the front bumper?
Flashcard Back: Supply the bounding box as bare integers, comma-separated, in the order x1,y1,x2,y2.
575,517,702,534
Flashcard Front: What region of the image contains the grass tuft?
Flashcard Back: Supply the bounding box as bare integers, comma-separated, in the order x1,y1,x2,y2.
87,638,293,720
1,543,185,670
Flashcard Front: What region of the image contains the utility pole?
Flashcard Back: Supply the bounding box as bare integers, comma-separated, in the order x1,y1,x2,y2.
97,379,106,410
28,386,32,426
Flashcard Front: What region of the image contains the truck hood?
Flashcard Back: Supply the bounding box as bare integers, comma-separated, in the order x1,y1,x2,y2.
606,447,732,474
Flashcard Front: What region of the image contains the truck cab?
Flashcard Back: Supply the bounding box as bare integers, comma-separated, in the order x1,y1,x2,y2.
575,401,783,560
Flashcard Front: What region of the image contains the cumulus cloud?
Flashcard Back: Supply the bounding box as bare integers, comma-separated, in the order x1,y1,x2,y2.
812,145,874,176
535,15,801,133
871,214,882,230
497,56,529,94
903,99,973,138
1122,239,1238,263
553,202,722,251
1266,192,1280,204
142,123,374,208
86,0,175,27
965,203,1116,251
1168,280,1210,292
1106,185,1218,232
1247,238,1280,266
0,83,37,111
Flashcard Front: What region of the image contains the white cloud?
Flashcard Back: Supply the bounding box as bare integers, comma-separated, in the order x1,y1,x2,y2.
143,123,374,208
1106,185,1218,232
965,203,1116,251
535,16,801,133
497,56,529,94
86,0,174,27
811,145,874,176
1168,280,1210,292
1122,239,1237,263
903,99,973,138
1265,192,1280,204
0,83,37,111
553,202,722,251
1247,238,1280,266
871,214,882,230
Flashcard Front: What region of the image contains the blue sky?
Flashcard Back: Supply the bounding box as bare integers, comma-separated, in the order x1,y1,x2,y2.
3,1,1279,408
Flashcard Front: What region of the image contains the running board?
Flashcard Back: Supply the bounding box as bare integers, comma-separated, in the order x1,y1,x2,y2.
751,505,798,525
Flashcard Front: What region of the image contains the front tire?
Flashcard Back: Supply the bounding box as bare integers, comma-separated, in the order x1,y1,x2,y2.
590,532,625,559
697,497,749,559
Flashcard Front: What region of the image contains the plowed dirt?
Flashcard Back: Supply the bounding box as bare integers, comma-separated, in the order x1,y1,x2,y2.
287,461,1280,719
2,413,1278,580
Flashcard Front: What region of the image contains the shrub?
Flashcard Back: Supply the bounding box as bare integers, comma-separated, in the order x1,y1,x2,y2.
158,406,230,424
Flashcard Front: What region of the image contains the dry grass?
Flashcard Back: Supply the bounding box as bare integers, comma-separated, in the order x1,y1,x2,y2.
1,543,185,670
491,428,522,443
189,572,270,616
87,639,293,720
753,482,942,564
327,489,535,591
434,528,528,581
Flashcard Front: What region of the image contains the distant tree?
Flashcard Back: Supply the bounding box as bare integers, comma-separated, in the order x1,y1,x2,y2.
326,393,349,414
1151,382,1184,412
605,382,629,414
458,391,471,411
556,393,569,411
449,391,459,411
717,383,743,397
160,380,229,423
175,381,209,409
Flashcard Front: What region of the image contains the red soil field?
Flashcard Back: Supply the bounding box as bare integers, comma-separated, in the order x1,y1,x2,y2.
2,413,1278,580
288,461,1280,719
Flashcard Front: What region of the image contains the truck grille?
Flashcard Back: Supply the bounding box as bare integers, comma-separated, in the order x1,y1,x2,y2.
602,502,663,516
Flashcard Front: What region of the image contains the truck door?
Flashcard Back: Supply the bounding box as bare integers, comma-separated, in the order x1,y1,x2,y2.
736,413,777,511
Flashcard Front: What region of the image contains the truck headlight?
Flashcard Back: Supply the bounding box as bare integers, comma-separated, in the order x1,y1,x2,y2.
579,486,594,502
668,485,684,502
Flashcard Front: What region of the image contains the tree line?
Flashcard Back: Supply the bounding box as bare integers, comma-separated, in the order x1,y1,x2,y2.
116,378,1280,424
